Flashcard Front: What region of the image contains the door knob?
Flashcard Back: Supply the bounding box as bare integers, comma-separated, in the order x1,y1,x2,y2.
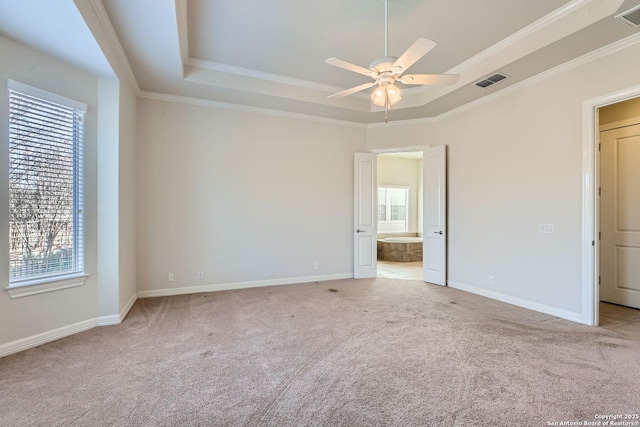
434,230,443,235
356,229,365,233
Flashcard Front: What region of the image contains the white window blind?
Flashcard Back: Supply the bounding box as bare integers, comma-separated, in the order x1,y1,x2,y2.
8,80,86,284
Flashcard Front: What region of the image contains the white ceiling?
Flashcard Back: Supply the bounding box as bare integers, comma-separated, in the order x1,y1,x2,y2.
2,0,640,124
0,0,114,78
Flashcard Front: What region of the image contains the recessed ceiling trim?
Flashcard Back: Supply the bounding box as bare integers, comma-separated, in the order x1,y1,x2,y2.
448,0,591,75
126,28,640,130
616,4,640,28
138,90,367,129
184,57,370,99
368,31,640,128
173,0,618,116
78,0,140,92
416,0,625,109
322,0,593,104
175,0,189,66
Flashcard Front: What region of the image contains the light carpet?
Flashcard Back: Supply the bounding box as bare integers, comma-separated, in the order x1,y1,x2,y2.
1,278,639,426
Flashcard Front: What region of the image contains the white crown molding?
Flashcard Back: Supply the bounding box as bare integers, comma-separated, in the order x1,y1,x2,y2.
85,0,141,94
136,273,353,298
185,57,370,99
367,31,640,128
367,116,438,129
438,31,640,120
177,1,592,108
175,2,368,99
139,90,367,128
450,0,591,76
402,0,604,98
175,0,188,65
142,30,640,129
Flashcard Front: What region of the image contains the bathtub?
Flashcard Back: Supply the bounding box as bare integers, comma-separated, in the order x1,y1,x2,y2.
382,237,423,243
377,236,423,262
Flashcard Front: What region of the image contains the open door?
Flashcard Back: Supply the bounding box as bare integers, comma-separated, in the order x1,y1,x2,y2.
423,146,447,285
354,153,377,278
600,124,640,309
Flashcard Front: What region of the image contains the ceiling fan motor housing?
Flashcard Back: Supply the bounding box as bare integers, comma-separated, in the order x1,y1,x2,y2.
377,74,395,86
369,56,400,73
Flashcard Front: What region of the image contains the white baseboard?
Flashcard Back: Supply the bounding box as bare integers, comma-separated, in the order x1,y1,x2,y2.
1,292,139,358
97,292,138,326
1,274,351,358
137,273,353,298
0,318,98,358
447,281,583,324
119,291,138,321
97,314,120,326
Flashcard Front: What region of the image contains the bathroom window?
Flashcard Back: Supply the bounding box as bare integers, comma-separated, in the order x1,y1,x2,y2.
378,187,408,233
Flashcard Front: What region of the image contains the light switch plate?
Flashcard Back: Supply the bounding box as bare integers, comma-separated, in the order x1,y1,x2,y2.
539,223,555,234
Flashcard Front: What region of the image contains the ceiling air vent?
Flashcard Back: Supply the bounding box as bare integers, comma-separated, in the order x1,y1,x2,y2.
475,72,509,89
616,5,640,28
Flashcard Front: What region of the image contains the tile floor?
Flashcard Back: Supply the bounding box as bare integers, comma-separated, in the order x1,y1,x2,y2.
377,260,423,280
599,301,640,337
377,262,640,337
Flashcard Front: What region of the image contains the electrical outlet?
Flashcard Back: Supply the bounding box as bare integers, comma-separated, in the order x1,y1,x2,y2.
197,271,204,280
488,275,495,285
315,262,320,270
168,273,174,282
539,223,555,234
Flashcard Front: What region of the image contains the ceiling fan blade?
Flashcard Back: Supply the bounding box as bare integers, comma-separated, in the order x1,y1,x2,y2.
392,38,437,74
327,82,377,99
325,57,376,77
399,74,460,86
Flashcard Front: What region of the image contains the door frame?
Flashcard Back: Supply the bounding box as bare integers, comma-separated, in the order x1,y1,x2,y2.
371,145,435,281
581,84,640,326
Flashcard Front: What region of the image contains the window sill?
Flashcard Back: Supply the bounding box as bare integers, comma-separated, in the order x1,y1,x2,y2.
5,273,89,299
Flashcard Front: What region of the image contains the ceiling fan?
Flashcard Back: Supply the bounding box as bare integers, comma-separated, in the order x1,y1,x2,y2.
325,0,459,120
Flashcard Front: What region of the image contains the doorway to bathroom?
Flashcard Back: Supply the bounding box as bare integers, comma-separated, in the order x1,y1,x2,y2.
376,151,424,281
354,146,446,284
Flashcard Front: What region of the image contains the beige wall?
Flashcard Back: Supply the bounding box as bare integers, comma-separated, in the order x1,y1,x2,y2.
118,81,138,312
0,36,99,346
136,99,366,292
599,96,640,126
377,156,423,234
368,40,640,316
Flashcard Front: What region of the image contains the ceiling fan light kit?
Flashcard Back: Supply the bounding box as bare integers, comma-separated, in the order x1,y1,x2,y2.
325,0,460,122
371,83,401,107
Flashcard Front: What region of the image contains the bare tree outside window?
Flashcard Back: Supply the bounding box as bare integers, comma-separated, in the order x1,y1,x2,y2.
8,86,84,282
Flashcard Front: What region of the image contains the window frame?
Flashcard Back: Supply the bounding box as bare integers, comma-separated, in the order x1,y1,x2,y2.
377,185,410,233
5,80,88,298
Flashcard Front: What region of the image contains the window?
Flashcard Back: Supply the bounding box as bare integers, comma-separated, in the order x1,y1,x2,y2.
378,187,408,233
8,80,86,286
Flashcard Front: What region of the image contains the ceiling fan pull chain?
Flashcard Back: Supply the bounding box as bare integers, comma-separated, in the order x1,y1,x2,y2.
385,88,389,123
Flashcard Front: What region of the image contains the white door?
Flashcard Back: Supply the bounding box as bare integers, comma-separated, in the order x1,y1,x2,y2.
354,153,377,278
423,146,447,285
600,124,640,309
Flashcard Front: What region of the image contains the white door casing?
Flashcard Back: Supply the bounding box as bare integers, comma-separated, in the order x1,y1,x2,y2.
423,145,447,285
600,124,640,309
354,153,377,279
